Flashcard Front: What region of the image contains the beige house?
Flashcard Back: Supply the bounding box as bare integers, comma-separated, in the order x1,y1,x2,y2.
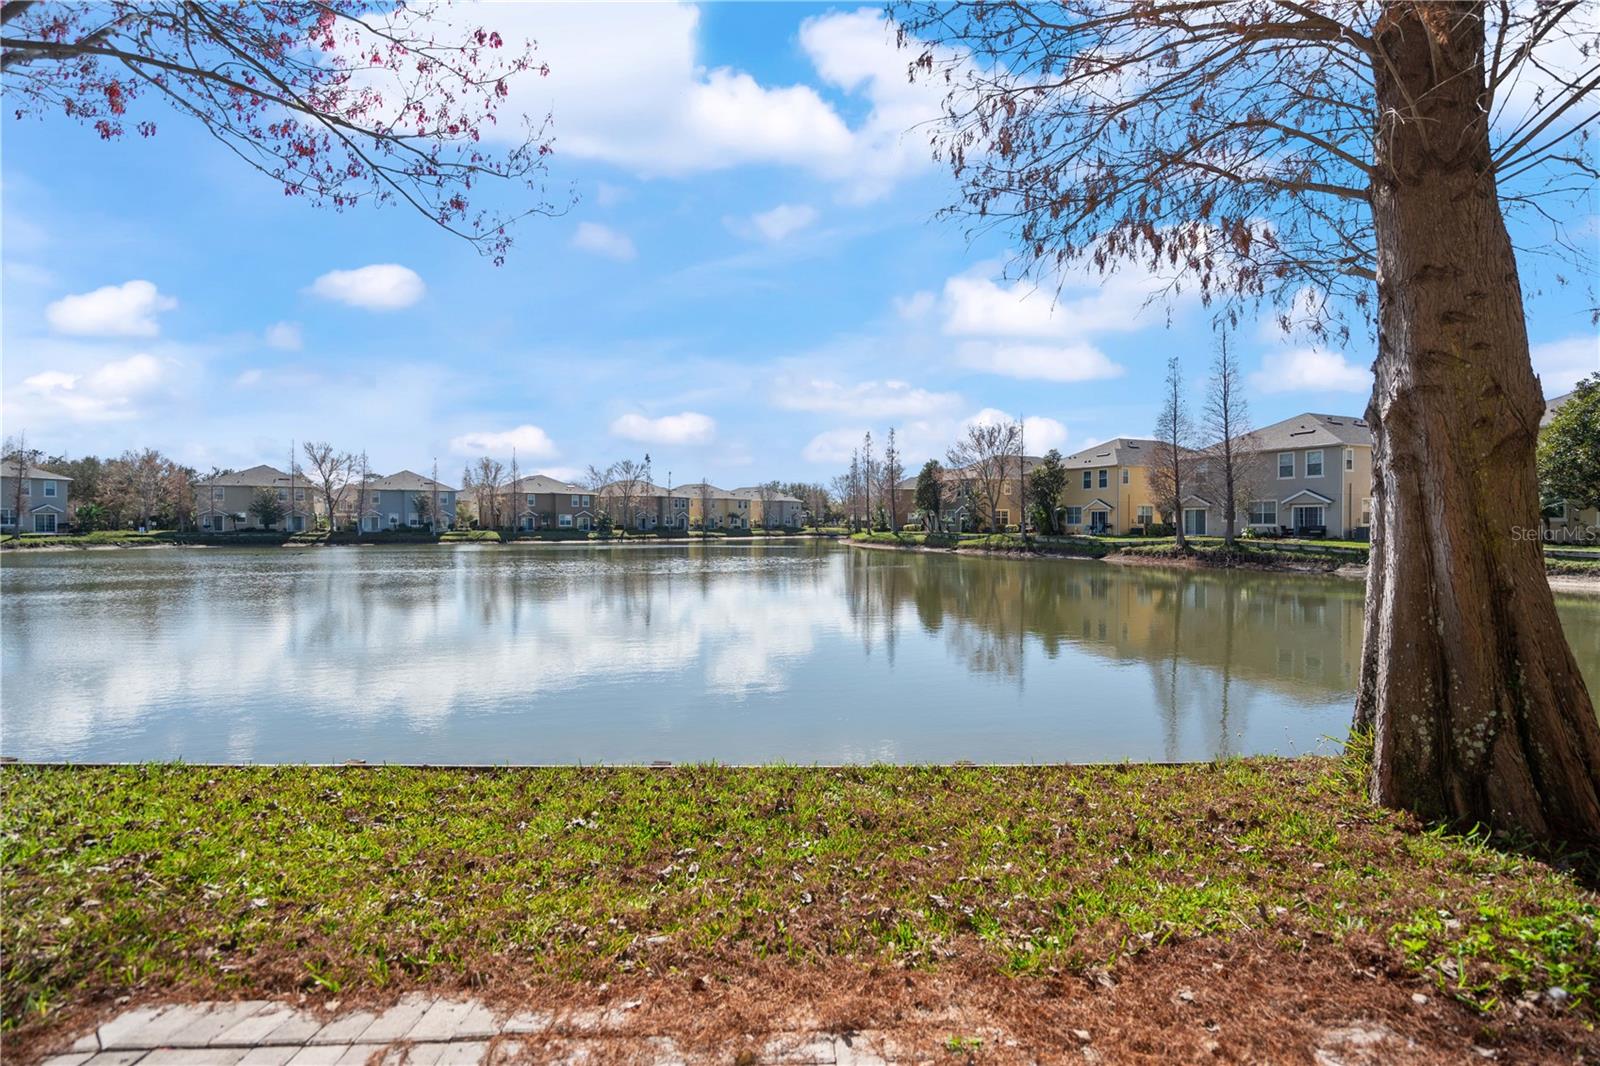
895,456,1043,531
1,460,72,533
1057,438,1170,535
195,464,314,532
730,486,803,529
674,482,748,531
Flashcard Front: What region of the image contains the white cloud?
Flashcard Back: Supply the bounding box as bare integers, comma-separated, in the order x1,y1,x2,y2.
264,321,303,351
1533,334,1599,396
740,203,820,243
801,427,870,464
610,411,716,445
963,408,1069,453
440,4,943,200
894,290,936,321
448,424,559,458
309,264,425,311
235,369,264,388
941,269,1173,340
571,222,637,261
772,377,961,419
16,352,174,422
955,341,1124,383
1250,348,1372,393
46,280,176,337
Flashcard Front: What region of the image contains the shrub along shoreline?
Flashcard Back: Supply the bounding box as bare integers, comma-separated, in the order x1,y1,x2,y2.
0,528,847,551
3,755,1596,1056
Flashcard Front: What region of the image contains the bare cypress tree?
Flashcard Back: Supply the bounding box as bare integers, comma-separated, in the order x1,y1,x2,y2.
1202,333,1254,546
861,431,877,529
1150,356,1196,551
882,428,904,532
946,419,1020,533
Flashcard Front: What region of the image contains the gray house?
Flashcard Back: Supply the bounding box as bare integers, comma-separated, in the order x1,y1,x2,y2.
1189,413,1375,538
195,464,314,532
1,460,72,533
366,471,458,533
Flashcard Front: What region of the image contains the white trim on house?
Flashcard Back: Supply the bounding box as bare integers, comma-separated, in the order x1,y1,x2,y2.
1279,489,1334,506
1305,449,1325,478
1278,451,1295,479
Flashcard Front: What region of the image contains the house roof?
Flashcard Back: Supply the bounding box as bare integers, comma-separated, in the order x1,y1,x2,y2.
670,481,734,497
503,474,584,495
1245,413,1372,451
197,464,300,488
369,470,459,493
730,486,803,502
1,460,71,481
599,480,672,497
1061,438,1166,469
1542,391,1574,428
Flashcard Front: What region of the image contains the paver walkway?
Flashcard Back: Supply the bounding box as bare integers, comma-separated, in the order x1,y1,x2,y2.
38,997,900,1065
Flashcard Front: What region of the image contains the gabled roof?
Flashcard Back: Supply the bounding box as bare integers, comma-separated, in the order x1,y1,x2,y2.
1245,413,1372,451
369,470,459,493
1,460,72,481
503,474,584,495
599,480,671,497
671,481,734,497
198,464,298,488
1061,438,1166,469
1280,488,1335,505
730,486,803,502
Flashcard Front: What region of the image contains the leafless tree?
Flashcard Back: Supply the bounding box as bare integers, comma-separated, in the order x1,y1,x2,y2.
605,455,653,531
696,479,715,532
897,0,1600,843
1201,334,1255,545
1150,356,1197,551
947,418,1020,533
831,471,856,531
882,428,905,531
473,457,505,530
860,432,880,529
302,441,354,533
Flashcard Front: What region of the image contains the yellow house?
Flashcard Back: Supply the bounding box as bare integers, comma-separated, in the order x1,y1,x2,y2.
1056,438,1168,534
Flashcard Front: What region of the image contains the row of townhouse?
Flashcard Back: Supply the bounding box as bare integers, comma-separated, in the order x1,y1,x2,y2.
895,412,1379,539
184,465,805,533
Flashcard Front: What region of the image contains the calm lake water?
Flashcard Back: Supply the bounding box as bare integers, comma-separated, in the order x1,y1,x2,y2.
3,543,1597,764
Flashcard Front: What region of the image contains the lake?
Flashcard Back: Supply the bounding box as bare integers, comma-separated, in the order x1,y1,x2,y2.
3,543,1597,764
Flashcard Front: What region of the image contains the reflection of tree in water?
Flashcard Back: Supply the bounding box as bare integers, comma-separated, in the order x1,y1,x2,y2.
847,552,1367,751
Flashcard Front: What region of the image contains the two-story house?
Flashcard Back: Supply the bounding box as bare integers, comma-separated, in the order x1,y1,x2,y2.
1,460,72,533
1184,413,1374,539
731,486,803,529
195,465,313,532
1057,438,1169,535
675,482,748,530
365,471,458,532
501,474,595,531
895,457,1043,531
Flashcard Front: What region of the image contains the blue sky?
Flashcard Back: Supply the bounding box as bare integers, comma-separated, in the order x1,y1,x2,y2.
3,2,1596,486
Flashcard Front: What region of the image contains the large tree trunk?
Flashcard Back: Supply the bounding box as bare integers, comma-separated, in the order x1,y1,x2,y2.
1358,2,1600,845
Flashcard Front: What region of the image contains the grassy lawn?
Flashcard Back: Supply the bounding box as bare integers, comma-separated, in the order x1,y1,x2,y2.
4,756,1596,1042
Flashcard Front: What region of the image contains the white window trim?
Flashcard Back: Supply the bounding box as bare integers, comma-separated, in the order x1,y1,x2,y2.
1306,449,1325,478
559,514,574,528
21,481,30,496
1248,500,1278,526
1277,452,1295,479
42,481,57,497
1344,447,1355,471
1098,469,1108,488
1082,471,1092,489
1121,469,1130,484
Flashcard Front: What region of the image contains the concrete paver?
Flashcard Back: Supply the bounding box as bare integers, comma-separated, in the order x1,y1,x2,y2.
39,1054,94,1066
305,1011,378,1046
237,1049,301,1066
350,992,435,1044
140,1048,248,1065
162,1001,272,1047
83,1054,149,1066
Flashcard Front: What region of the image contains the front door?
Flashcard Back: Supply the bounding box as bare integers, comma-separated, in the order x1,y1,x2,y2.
1293,505,1325,533
1090,510,1109,534
1183,509,1207,536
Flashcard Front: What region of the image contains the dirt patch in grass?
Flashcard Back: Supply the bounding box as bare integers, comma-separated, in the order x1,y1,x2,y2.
5,760,1598,1061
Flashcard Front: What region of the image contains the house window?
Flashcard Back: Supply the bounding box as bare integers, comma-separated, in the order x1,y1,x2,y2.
20,481,29,496
295,488,306,501
1,508,15,526
582,495,592,507
1278,452,1295,478
1306,450,1324,477
213,487,225,500
559,514,574,528
1361,498,1373,526
1292,505,1325,531
1183,509,1207,536
1344,448,1355,471
1098,469,1108,489
1082,470,1092,489
571,494,581,507
1064,506,1083,525
1137,505,1153,526
1248,500,1278,526
995,510,1010,527
527,494,535,508
278,489,288,501
43,481,56,497
34,512,57,533
1121,469,1130,485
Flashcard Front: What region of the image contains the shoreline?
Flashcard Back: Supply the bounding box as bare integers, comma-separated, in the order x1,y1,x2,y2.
0,532,844,553
843,535,1600,590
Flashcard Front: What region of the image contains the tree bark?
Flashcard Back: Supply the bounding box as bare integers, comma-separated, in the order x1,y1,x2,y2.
1358,2,1600,845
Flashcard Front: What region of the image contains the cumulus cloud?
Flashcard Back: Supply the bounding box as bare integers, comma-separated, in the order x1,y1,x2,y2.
264,321,303,351
16,352,174,422
941,270,1171,340
610,411,716,445
801,426,870,464
963,407,1069,453
46,280,176,337
955,341,1125,383
309,264,425,310
1250,348,1372,393
772,377,961,419
571,221,638,261
448,424,559,458
1533,334,1599,396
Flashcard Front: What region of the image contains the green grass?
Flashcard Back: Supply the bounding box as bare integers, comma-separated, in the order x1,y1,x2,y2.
4,757,1596,1034
0,530,177,548
438,530,501,543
